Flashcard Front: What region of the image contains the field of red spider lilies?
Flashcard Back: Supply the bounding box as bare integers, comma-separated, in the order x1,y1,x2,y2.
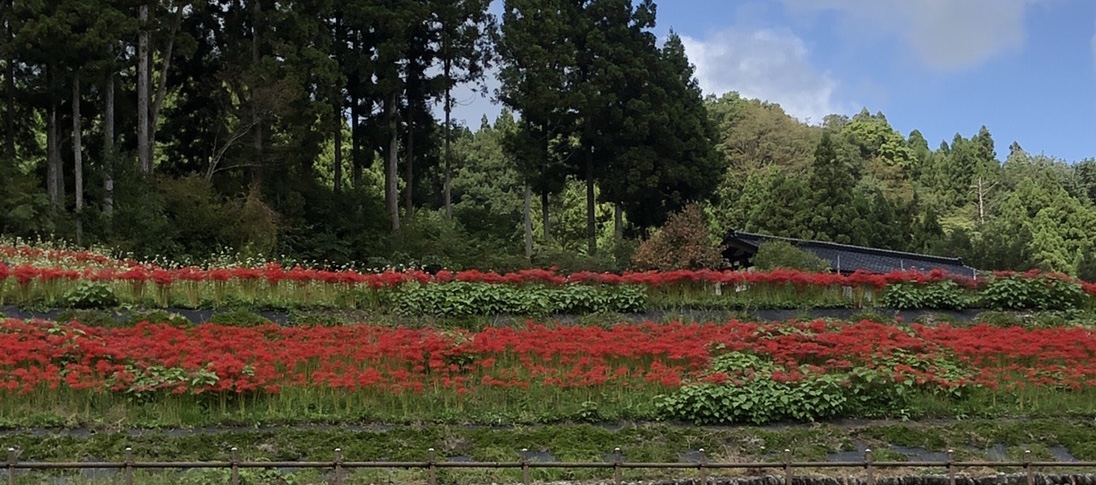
3,240,1096,311
3,240,1096,425
2,317,1095,425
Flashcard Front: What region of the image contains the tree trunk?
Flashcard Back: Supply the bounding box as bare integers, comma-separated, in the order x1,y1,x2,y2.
250,0,263,189
541,189,550,243
614,202,623,246
350,92,361,191
46,66,61,215
976,177,985,225
137,4,150,174
405,112,412,217
148,4,184,162
385,93,400,231
4,0,14,163
103,67,115,216
540,131,551,243
524,183,533,259
443,39,452,219
405,94,416,217
443,96,452,219
586,156,596,256
333,100,342,193
73,70,84,245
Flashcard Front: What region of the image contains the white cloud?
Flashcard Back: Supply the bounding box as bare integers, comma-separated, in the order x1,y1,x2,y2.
680,28,855,123
784,0,1035,70
1091,19,1096,72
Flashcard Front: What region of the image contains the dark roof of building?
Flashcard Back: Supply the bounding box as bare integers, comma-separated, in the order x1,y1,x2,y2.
725,230,978,278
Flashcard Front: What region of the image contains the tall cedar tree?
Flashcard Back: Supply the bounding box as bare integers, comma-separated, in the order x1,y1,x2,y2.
806,132,858,243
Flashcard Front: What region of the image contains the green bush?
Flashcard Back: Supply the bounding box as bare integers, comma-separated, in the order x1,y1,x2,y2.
124,309,192,327
980,275,1085,311
881,280,971,310
55,309,119,327
751,240,830,272
63,282,119,309
208,309,272,327
655,377,848,425
975,310,1024,327
391,282,646,318
654,351,941,424
655,352,853,424
632,204,724,271
533,247,621,273
975,310,1085,329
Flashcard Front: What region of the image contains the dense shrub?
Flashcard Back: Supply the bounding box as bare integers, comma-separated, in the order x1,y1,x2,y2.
632,204,724,271
391,282,646,317
751,240,830,272
980,274,1085,311
654,352,915,424
63,282,119,309
881,280,971,310
208,309,272,327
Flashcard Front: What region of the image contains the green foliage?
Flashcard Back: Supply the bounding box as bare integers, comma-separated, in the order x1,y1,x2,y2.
980,274,1085,311
974,310,1090,329
62,281,119,309
806,132,859,243
179,468,299,485
1,0,1095,281
654,348,970,425
654,351,850,424
392,282,646,318
751,240,830,272
124,309,192,327
55,309,118,327
632,204,724,270
533,246,621,273
881,281,971,310
286,309,357,327
655,376,848,425
208,309,273,327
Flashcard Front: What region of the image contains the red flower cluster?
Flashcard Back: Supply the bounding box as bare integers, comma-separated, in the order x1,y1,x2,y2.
0,318,1092,397
0,264,1029,292
0,245,139,268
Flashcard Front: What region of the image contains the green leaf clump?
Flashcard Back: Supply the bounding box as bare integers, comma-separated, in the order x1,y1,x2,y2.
62,282,119,309
881,280,971,310
391,282,646,318
980,274,1085,311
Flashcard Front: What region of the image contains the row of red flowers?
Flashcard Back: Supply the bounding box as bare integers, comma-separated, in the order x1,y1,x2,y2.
0,244,141,269
0,318,1092,397
3,263,1090,295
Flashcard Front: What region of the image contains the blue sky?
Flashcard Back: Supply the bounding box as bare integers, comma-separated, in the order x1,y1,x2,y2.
449,0,1096,163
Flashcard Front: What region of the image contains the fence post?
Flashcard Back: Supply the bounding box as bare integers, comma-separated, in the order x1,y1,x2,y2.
230,446,240,485
6,447,14,485
613,447,623,485
1024,450,1033,485
427,448,437,485
124,446,134,485
864,449,874,485
334,448,344,485
698,448,708,485
521,448,530,485
947,449,955,485
784,449,793,485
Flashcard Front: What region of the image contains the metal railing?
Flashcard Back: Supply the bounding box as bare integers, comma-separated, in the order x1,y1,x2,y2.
6,446,1095,485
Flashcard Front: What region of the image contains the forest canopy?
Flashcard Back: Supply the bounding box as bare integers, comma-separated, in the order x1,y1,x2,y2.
0,0,1093,279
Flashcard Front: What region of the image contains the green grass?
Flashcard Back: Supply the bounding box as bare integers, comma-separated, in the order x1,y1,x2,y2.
4,384,1096,430
3,420,1096,484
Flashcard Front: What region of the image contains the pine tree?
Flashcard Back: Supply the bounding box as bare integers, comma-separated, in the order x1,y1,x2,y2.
807,133,858,242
